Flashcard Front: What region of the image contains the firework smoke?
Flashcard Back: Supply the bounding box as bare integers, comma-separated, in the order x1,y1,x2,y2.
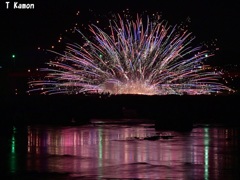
29,14,233,95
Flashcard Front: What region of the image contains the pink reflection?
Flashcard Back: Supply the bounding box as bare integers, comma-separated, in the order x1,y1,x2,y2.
26,124,239,179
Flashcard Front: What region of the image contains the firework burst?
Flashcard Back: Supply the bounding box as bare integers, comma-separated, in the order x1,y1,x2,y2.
29,14,233,95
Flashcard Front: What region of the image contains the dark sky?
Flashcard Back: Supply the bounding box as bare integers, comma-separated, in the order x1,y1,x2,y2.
1,0,240,69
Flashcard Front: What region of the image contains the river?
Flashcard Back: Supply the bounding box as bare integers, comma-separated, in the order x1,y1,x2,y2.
1,119,240,179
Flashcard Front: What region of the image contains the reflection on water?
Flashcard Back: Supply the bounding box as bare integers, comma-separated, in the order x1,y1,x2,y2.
1,121,240,179
204,128,209,180
10,126,17,174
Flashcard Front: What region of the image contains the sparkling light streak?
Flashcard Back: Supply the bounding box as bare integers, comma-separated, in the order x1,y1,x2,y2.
28,14,233,95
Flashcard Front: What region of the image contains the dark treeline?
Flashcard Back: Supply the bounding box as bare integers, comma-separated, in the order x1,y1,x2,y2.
1,94,240,127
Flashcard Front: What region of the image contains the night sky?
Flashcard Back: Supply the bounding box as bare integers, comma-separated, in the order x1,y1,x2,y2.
1,0,240,69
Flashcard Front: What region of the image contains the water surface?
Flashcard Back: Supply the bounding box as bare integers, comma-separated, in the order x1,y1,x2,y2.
1,119,240,179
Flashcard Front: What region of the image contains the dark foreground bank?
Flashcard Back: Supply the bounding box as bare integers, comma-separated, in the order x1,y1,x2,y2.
0,94,239,128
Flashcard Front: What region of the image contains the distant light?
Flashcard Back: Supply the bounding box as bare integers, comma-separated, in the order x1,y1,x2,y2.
12,54,16,58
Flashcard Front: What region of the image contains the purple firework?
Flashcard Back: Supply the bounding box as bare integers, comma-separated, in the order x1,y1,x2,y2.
28,14,233,95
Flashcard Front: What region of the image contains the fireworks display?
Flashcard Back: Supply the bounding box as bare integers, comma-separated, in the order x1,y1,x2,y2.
29,13,233,95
